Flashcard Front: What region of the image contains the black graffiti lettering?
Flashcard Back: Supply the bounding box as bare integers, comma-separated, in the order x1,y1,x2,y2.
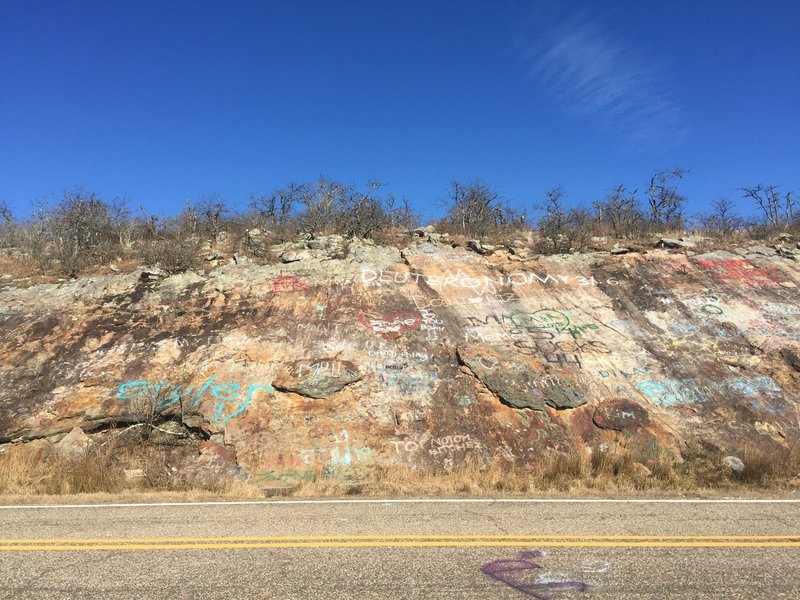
544,353,583,369
513,341,536,355
524,328,556,340
553,340,611,354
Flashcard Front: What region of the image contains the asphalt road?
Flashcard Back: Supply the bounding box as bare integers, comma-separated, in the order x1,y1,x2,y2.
0,498,798,599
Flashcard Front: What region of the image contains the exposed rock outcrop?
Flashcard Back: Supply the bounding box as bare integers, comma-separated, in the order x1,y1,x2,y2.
1,235,799,485
458,346,588,410
272,359,361,399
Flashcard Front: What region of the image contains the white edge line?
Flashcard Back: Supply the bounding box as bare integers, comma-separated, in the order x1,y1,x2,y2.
0,498,799,509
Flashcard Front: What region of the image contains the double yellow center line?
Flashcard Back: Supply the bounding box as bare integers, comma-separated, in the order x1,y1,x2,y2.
1,535,798,551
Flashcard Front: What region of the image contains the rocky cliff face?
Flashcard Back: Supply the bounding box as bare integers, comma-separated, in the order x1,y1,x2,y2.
1,235,799,486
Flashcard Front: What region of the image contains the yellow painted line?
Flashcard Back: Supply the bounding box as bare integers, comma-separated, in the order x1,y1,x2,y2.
0,537,798,551
0,541,798,551
2,534,797,544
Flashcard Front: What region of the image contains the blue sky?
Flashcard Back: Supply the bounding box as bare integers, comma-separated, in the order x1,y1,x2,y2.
1,0,798,222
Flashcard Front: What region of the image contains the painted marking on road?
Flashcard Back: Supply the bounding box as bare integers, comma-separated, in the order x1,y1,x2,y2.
1,535,798,551
1,498,799,510
3,535,797,543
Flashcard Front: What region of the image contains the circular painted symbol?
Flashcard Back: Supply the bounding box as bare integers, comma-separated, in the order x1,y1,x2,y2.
511,309,570,331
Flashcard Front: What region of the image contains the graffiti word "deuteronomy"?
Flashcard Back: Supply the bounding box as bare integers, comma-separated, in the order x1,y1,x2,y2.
361,268,619,294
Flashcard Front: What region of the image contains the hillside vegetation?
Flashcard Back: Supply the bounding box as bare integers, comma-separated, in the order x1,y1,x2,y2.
1,178,799,498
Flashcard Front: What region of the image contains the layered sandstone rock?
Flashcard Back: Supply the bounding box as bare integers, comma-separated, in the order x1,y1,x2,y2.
1,236,798,485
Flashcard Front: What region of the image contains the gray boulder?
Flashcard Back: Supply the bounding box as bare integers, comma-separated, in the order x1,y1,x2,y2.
744,245,777,257
272,359,361,399
280,250,312,263
457,346,587,411
658,238,695,249
140,269,163,281
721,455,745,477
54,427,92,457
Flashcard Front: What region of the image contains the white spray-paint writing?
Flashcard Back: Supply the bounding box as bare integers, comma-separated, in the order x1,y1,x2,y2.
419,308,445,342
598,367,652,378
391,433,484,456
361,268,619,293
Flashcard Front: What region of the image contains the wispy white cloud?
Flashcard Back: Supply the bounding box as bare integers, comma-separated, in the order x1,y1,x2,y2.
523,11,687,148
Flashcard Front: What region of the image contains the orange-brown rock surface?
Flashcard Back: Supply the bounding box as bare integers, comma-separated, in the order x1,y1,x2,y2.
1,236,799,485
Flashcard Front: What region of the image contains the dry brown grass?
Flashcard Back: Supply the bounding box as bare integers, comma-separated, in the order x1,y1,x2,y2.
2,440,798,501
0,439,262,498
737,444,800,485
0,444,125,495
675,441,800,489
288,442,800,498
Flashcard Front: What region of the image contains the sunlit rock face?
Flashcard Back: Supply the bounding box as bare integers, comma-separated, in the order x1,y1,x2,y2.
1,238,798,484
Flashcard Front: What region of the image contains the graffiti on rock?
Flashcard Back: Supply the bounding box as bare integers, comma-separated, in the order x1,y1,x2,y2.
93,333,252,358
361,268,619,293
638,375,782,406
513,339,611,358
419,308,446,342
380,371,437,394
295,322,343,335
365,342,429,364
593,399,650,431
256,468,315,484
299,430,373,467
411,291,522,310
288,359,358,380
358,312,421,339
270,275,309,293
273,358,361,399
598,366,652,378
464,309,599,338
696,258,786,287
519,309,571,331
391,433,485,456
115,376,274,424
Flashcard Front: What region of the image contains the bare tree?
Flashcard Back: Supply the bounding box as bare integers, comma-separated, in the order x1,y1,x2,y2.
193,195,229,247
139,233,200,274
19,204,50,272
250,183,308,229
444,180,505,239
0,200,11,225
250,183,303,233
741,184,796,229
247,178,417,246
593,185,644,238
647,168,688,228
536,186,590,254
787,191,797,226
741,184,780,227
383,194,417,229
699,197,743,237
342,179,389,239
43,189,116,276
138,206,159,240
297,177,349,236
0,200,14,248
136,207,201,274
110,196,136,249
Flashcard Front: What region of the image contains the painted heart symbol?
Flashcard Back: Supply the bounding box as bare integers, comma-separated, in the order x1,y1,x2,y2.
358,312,421,339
